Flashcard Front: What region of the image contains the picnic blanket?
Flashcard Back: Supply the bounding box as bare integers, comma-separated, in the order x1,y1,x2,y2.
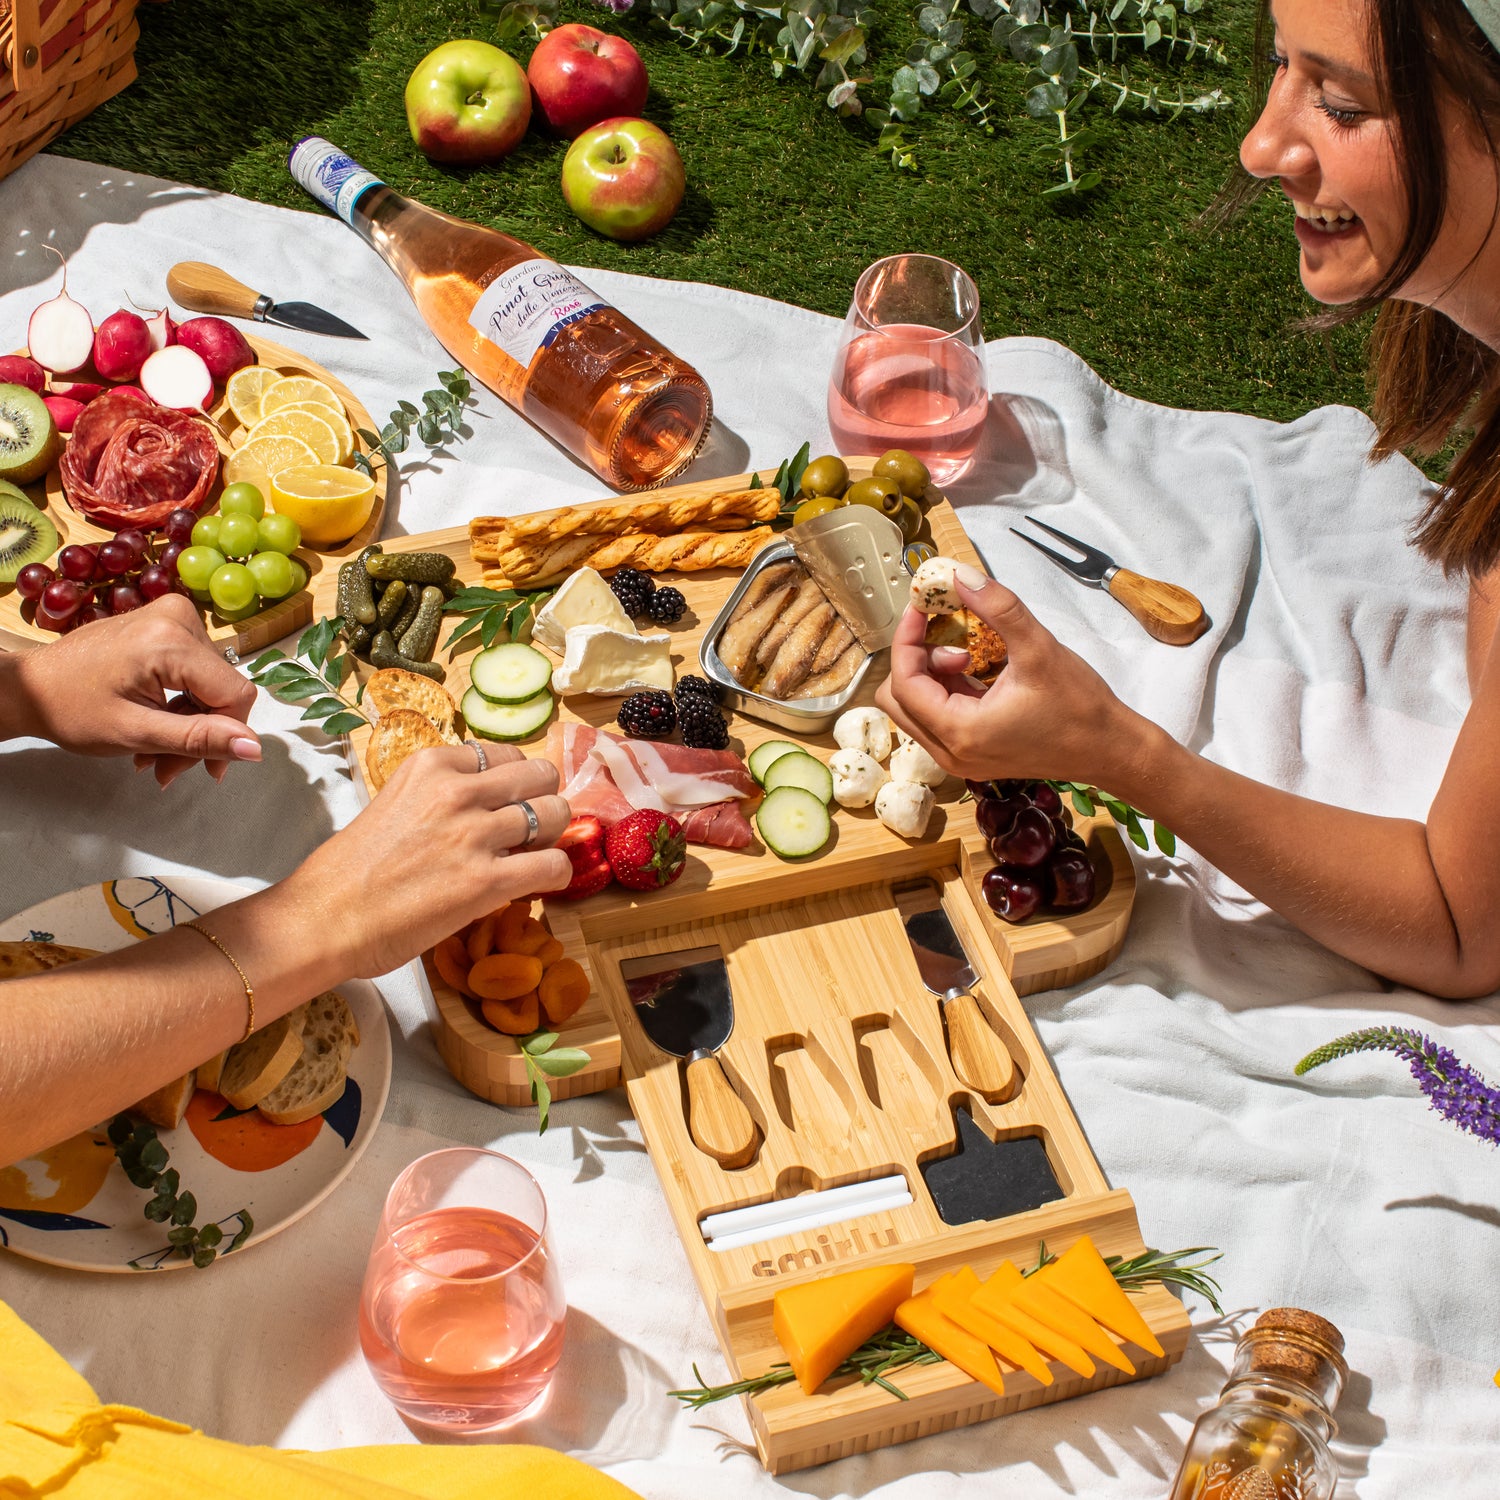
0,152,1495,1497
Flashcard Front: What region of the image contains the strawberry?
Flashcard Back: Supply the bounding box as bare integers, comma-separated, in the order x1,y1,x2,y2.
553,815,613,901
605,809,686,891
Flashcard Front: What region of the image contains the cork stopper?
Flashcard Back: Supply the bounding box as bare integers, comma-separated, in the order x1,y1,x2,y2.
1255,1307,1345,1354
1231,1307,1348,1411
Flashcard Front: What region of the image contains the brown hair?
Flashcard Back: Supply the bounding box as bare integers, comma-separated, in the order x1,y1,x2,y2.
1224,1,1500,576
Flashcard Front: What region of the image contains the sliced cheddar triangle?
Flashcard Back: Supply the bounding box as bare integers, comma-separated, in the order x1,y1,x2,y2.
773,1262,916,1396
970,1262,1096,1379
1006,1270,1135,1375
934,1266,1053,1386
1035,1235,1166,1360
895,1274,1006,1397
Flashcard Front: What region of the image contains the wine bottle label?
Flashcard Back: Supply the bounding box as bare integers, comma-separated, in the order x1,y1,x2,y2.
288,137,384,224
469,259,608,367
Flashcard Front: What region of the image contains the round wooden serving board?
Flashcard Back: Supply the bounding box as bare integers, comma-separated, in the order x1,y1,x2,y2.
0,333,386,655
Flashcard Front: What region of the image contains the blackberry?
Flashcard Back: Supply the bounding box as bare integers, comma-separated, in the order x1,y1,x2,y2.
616,690,677,740
609,566,656,617
678,695,730,750
646,585,687,625
674,674,725,705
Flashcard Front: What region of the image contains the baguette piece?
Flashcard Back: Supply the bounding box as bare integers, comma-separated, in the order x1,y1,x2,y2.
131,1073,196,1130
256,991,359,1127
219,1008,306,1110
485,525,776,588
0,940,100,980
196,1052,228,1093
471,489,777,554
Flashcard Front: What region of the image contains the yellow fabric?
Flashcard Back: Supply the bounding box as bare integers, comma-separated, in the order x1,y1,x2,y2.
0,1301,641,1500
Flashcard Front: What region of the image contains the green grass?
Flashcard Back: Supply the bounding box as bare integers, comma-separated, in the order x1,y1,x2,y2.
51,0,1372,422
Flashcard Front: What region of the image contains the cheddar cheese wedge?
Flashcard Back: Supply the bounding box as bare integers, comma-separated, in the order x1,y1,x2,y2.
1034,1236,1166,1360
772,1263,916,1396
895,1274,1006,1397
970,1263,1096,1379
934,1266,1053,1386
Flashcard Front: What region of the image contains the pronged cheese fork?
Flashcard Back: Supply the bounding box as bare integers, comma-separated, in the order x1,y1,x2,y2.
1011,514,1209,646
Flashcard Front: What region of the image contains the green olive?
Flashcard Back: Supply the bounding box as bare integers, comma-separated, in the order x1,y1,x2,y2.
799,455,850,499
873,449,932,499
792,494,843,526
897,496,923,543
845,476,904,518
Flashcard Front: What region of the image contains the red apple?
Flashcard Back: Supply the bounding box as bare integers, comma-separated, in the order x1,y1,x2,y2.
405,39,531,164
528,23,649,139
561,117,685,243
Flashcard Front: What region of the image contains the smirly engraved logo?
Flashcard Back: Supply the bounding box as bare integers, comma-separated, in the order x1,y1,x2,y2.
749,1224,901,1278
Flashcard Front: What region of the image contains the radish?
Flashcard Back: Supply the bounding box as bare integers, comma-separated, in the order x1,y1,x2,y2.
139,345,214,411
144,308,177,352
49,377,105,403
110,385,149,402
0,355,44,394
175,317,254,383
93,310,152,382
28,248,95,375
42,395,87,433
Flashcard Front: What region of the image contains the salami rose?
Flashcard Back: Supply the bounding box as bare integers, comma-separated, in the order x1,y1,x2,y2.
58,390,220,531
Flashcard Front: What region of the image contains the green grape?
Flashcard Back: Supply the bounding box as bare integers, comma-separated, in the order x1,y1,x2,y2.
176,546,226,592
219,482,266,520
246,550,295,600
285,556,310,595
214,598,261,623
208,562,256,614
216,514,260,559
256,513,301,555
190,515,222,549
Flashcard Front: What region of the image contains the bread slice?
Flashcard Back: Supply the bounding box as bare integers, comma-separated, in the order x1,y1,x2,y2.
219,1008,306,1110
131,1072,196,1130
365,707,450,792
256,991,359,1127
924,608,1007,678
196,1051,227,1093
0,940,101,980
366,668,460,741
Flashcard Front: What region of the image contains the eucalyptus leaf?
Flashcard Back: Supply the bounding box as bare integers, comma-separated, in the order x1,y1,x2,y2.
524,1030,561,1055
534,1048,592,1078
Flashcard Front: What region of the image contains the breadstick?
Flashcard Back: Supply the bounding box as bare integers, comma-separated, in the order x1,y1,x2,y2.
471,489,778,558
483,527,777,587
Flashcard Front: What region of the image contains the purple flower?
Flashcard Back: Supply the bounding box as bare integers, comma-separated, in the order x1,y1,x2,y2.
592,0,635,12
1296,1027,1500,1146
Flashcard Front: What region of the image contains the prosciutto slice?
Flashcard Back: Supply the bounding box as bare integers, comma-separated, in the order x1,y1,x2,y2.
59,391,220,530
546,722,635,827
677,800,755,849
589,735,758,812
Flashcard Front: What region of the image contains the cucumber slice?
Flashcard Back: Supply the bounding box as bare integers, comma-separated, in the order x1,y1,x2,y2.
760,750,834,806
747,739,802,786
755,785,832,859
461,684,555,743
470,641,554,705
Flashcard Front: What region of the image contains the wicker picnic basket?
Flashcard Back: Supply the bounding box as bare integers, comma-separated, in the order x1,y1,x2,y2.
0,0,145,182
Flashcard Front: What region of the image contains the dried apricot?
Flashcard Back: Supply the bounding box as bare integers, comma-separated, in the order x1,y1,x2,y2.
469,952,545,1002
481,992,540,1036
539,958,589,1026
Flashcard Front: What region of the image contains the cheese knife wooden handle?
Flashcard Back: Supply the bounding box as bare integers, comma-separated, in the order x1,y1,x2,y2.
942,991,1017,1102
166,261,264,321
685,1052,759,1169
1107,568,1209,646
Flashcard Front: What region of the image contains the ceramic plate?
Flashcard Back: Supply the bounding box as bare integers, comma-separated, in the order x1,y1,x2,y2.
0,875,391,1272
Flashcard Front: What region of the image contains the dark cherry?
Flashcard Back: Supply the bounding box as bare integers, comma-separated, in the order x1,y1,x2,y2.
965,778,998,801
57,544,99,583
1028,782,1063,817
108,582,146,615
1046,849,1096,910
982,865,1047,923
990,805,1056,868
976,794,1025,843
1055,824,1087,853
15,562,53,601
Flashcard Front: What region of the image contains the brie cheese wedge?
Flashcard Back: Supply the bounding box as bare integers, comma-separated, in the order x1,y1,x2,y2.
531,568,637,654
551,626,675,696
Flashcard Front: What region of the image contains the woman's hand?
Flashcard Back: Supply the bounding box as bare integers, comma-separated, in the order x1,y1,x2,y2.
6,596,261,786
876,564,1140,787
261,743,574,982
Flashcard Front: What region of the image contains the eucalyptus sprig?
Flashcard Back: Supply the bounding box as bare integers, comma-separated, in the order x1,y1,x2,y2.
442,583,555,654
109,1115,253,1269
748,440,811,523
247,616,368,737
352,369,473,479
482,0,560,40
520,1029,592,1133
1047,780,1175,855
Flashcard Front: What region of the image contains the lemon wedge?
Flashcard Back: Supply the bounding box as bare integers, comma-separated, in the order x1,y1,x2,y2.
260,375,344,419
225,366,286,429
246,408,341,465
280,401,354,463
223,435,320,498
270,464,377,546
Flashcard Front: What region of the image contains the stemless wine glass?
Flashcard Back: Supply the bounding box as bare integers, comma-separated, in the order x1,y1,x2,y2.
827,254,989,485
358,1147,566,1432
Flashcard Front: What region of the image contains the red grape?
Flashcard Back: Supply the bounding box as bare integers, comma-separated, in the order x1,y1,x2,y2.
114,528,150,562
98,539,138,576
138,564,176,601
15,563,53,601
982,866,1046,923
164,509,198,545
41,578,84,617
76,602,112,626
990,806,1056,868
1046,849,1096,910
57,544,99,583
156,540,185,575
108,582,146,615
34,601,74,633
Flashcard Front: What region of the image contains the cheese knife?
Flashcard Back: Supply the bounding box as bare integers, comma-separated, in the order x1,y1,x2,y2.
166,261,368,340
621,946,759,1169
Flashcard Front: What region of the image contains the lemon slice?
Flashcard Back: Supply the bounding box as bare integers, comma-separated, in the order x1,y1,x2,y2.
246,408,341,465
270,464,377,547
225,366,285,429
223,435,320,499
280,401,354,463
260,375,345,419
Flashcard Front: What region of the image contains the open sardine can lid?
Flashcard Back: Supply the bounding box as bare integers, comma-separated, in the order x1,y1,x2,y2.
787,507,910,652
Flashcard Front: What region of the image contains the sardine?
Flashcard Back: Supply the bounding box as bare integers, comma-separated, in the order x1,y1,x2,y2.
789,641,867,699
809,616,855,675
760,601,836,698
718,581,797,683
756,575,827,667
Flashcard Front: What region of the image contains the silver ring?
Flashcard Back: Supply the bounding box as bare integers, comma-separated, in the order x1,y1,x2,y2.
514,799,541,847
468,740,488,773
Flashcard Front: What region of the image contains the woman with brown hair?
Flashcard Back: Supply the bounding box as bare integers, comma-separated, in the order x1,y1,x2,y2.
880,0,1500,998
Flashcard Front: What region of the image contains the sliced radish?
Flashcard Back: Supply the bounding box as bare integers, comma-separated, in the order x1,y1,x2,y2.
175,317,254,383
49,377,105,403
139,345,214,411
93,310,152,382
42,395,87,433
28,249,95,375
144,308,177,352
0,355,44,393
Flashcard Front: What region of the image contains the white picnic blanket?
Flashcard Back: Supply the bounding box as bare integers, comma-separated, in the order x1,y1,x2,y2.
1,152,1496,1496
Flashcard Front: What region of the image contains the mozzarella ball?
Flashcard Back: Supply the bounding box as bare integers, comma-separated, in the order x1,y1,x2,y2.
875,778,935,840
829,748,890,809
909,556,963,615
833,706,894,763
889,736,947,788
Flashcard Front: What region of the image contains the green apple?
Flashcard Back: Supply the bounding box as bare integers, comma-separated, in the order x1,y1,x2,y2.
405,40,531,165
560,117,685,243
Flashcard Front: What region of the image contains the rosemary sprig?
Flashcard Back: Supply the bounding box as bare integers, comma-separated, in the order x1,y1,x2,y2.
109,1115,253,1269
247,616,367,736
442,584,555,654
1033,1240,1224,1314
352,369,473,478
519,1029,592,1133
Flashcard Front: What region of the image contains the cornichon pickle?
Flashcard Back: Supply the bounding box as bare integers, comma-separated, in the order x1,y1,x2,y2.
369,629,446,683
375,577,409,630
398,585,444,663
347,544,382,625
389,583,421,642
336,562,373,653
365,551,456,586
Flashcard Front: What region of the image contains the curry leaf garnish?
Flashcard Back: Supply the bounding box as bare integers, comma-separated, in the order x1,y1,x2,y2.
247,616,367,736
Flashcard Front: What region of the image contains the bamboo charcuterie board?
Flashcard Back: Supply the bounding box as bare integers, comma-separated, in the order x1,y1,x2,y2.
0,333,386,656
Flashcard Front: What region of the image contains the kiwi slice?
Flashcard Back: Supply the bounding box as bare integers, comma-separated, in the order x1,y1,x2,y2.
0,383,60,487
0,492,59,584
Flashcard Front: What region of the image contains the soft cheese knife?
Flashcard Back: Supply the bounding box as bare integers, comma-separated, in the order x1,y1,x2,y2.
166,261,368,340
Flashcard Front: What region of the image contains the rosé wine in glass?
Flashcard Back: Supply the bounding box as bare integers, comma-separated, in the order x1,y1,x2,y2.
359,1150,565,1432
827,255,989,485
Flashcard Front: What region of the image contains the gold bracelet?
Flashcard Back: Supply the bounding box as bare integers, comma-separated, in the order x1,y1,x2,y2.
181,921,256,1041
